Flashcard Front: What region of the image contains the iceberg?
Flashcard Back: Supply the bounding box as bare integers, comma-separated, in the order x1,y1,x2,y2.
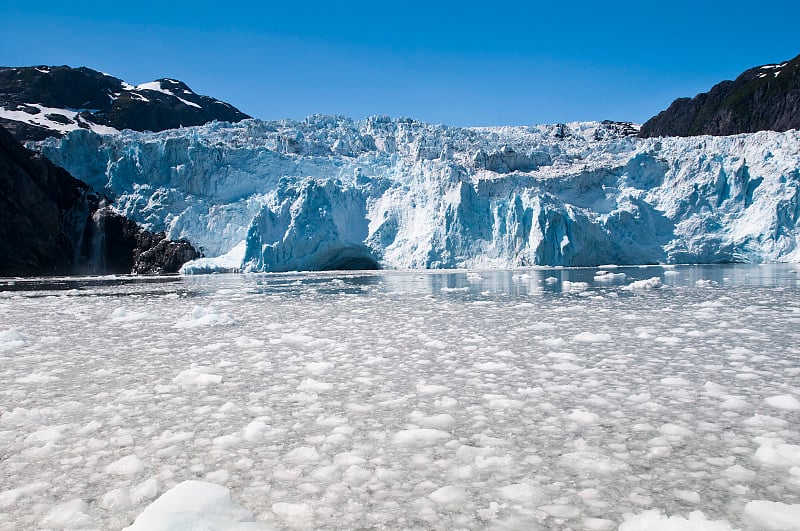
37,116,800,272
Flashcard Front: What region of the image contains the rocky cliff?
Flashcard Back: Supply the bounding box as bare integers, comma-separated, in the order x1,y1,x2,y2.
639,53,800,137
0,124,198,276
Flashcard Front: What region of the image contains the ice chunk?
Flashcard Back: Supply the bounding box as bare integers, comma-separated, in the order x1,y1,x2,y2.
582,517,615,530
271,502,313,526
40,499,92,528
722,465,757,483
573,332,612,343
565,409,600,424
765,394,800,411
540,504,581,518
429,485,467,504
619,510,736,530
243,421,268,441
284,446,321,462
0,482,49,509
594,271,627,283
744,501,800,530
110,307,150,322
174,305,236,328
392,428,451,446
174,367,222,388
498,483,540,503
622,277,662,290
125,480,270,530
0,329,27,351
754,437,800,467
105,455,145,476
297,378,334,392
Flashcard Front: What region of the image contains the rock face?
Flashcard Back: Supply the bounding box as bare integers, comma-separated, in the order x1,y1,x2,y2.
0,123,88,275
37,116,800,272
77,205,199,275
0,124,198,276
0,66,250,141
639,53,800,137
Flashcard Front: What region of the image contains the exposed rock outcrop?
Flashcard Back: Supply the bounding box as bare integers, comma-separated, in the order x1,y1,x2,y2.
0,124,198,276
640,53,800,137
0,123,88,275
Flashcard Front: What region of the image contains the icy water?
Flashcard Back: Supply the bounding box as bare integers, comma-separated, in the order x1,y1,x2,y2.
1,265,800,530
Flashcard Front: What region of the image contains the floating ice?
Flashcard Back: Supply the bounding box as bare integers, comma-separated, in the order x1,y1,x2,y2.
622,277,663,290
110,307,151,322
497,483,540,503
105,455,145,476
574,331,612,343
753,437,800,468
0,329,27,351
743,500,800,530
765,394,800,411
428,485,467,504
2,268,800,529
174,305,236,328
619,510,736,530
392,428,451,446
125,480,270,530
39,499,93,528
173,366,223,388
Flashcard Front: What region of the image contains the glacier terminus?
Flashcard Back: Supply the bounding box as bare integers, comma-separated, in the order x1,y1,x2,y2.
38,115,800,272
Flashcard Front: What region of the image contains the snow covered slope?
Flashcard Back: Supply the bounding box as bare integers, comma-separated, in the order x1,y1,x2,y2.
37,116,800,272
0,66,249,142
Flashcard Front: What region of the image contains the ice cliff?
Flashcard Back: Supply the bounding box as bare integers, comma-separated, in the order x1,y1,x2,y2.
37,115,800,272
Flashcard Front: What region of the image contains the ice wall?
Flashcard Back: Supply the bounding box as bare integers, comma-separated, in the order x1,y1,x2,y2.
38,116,800,272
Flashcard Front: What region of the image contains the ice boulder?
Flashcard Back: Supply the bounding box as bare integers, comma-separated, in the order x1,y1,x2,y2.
124,480,271,531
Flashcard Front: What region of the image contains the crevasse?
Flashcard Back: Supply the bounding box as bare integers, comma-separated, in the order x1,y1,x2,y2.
37,116,800,272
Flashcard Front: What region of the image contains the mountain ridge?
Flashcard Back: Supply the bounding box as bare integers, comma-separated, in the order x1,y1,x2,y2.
0,65,250,141
639,53,800,137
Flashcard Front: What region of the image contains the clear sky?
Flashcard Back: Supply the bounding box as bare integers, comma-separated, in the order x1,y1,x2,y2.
2,1,799,126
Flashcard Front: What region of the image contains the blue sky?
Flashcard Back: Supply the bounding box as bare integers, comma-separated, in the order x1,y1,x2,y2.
2,1,799,126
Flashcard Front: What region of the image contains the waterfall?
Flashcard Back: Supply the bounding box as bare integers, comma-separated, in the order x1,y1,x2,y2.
87,202,107,274
70,196,107,275
62,192,94,274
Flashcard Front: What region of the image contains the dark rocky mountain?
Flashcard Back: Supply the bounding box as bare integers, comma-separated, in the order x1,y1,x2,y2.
0,65,250,141
639,53,800,138
0,124,198,276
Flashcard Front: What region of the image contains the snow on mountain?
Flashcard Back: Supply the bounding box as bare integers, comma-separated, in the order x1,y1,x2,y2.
0,66,250,142
0,104,120,136
37,115,800,272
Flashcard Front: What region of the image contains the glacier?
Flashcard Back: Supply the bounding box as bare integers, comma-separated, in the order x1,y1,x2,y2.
37,116,800,272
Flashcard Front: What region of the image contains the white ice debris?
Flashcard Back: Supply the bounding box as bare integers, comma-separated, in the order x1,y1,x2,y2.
765,394,800,411
619,510,736,530
124,480,270,531
744,500,800,530
173,366,223,388
110,307,150,322
173,305,236,328
2,268,800,529
0,329,28,351
573,331,612,343
392,428,451,446
622,276,663,290
105,455,145,476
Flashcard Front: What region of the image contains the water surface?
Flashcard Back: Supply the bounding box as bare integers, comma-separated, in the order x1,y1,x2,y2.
1,265,799,529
